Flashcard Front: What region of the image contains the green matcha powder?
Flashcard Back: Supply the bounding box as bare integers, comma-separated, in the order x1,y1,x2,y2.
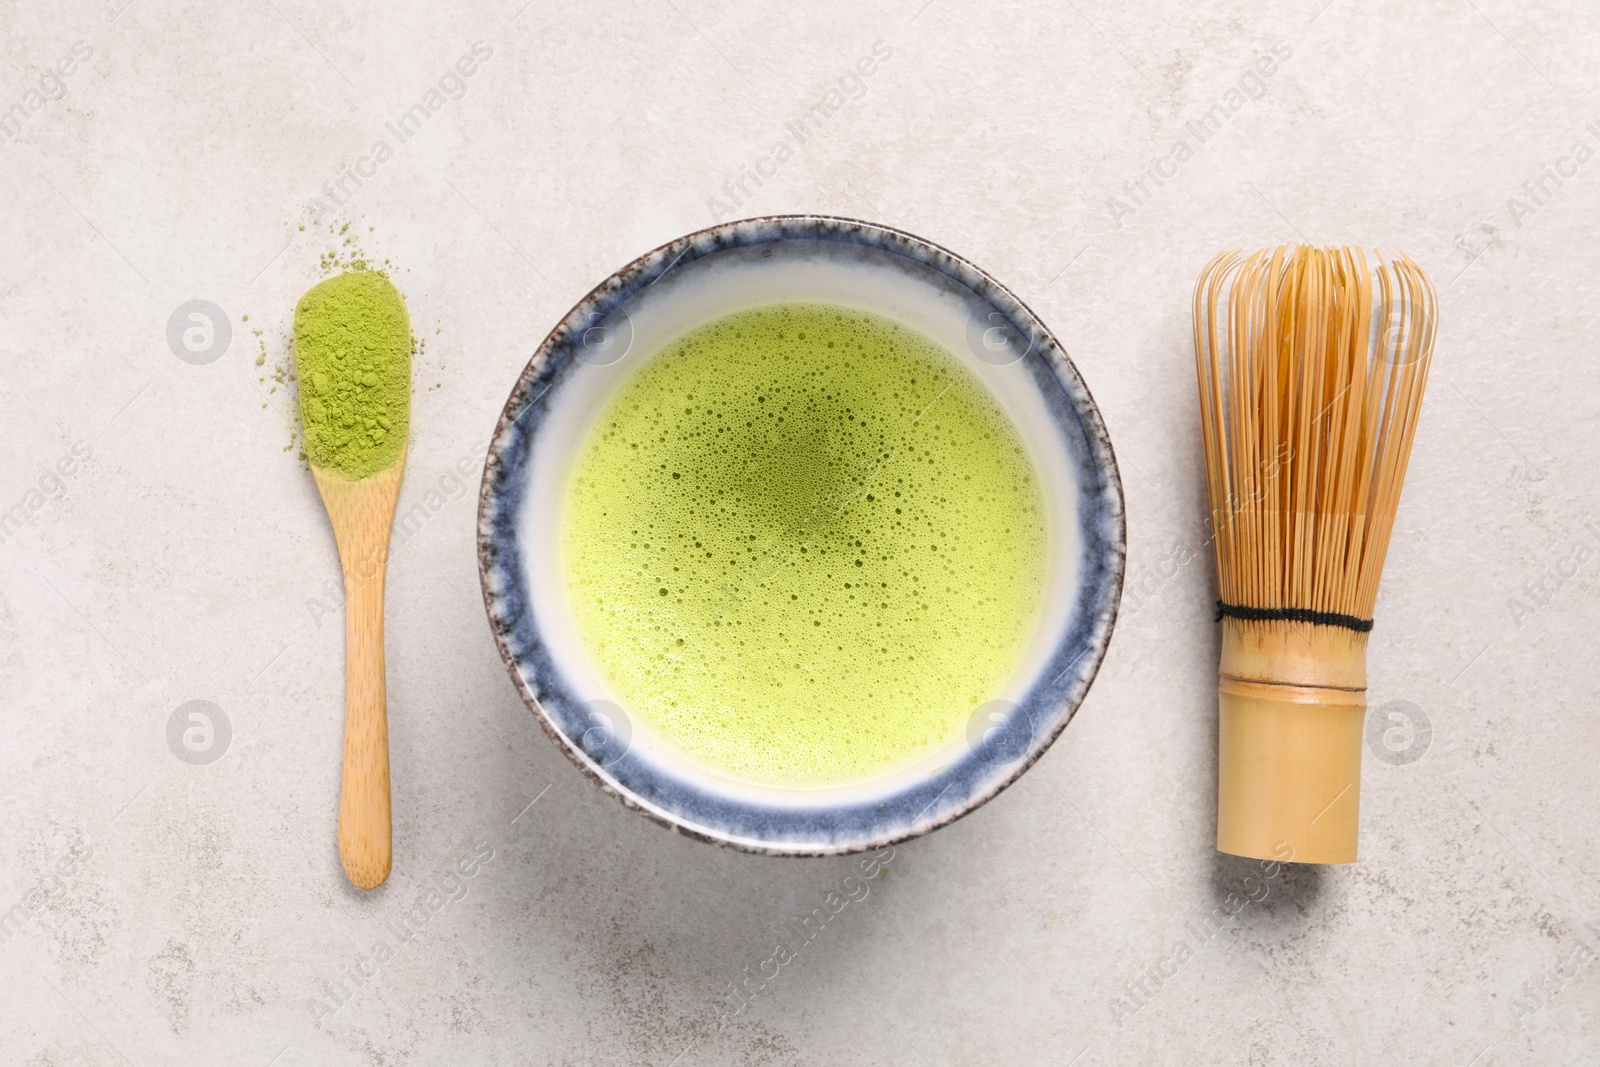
294,271,412,478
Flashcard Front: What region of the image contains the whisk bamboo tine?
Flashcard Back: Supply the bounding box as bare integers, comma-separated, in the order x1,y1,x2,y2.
1193,245,1437,864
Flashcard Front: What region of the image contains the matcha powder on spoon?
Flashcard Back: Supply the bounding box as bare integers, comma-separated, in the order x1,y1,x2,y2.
294,271,412,478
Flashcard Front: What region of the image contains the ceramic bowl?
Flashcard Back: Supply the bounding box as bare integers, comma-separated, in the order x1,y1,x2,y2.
478,215,1124,855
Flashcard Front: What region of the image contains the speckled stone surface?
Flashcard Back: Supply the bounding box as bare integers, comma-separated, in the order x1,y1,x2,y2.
2,1,1597,1064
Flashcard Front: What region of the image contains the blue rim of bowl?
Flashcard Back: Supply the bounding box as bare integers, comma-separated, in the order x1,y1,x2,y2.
477,215,1125,856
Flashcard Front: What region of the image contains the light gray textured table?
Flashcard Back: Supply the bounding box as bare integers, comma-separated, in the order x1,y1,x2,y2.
3,1,1597,1063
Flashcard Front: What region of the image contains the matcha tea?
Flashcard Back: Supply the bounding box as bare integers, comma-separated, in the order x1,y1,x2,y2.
561,304,1046,788
294,271,411,479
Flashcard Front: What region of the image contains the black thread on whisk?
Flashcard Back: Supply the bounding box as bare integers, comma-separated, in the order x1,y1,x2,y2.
1215,601,1374,633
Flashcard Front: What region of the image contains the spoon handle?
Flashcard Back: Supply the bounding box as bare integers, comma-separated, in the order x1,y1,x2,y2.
339,550,391,889
314,462,403,890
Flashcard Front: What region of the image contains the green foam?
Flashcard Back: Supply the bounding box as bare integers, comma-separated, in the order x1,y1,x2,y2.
561,303,1047,788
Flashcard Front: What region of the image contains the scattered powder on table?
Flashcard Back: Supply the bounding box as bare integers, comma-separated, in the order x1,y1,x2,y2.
293,270,412,479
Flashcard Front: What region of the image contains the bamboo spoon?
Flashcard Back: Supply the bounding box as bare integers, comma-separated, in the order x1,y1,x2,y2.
294,271,413,890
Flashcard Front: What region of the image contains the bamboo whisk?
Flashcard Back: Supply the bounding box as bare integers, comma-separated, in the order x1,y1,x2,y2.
1192,246,1436,864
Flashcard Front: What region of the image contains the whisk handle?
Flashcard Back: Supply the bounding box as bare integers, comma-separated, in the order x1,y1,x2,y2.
1215,620,1369,864
1217,678,1364,864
